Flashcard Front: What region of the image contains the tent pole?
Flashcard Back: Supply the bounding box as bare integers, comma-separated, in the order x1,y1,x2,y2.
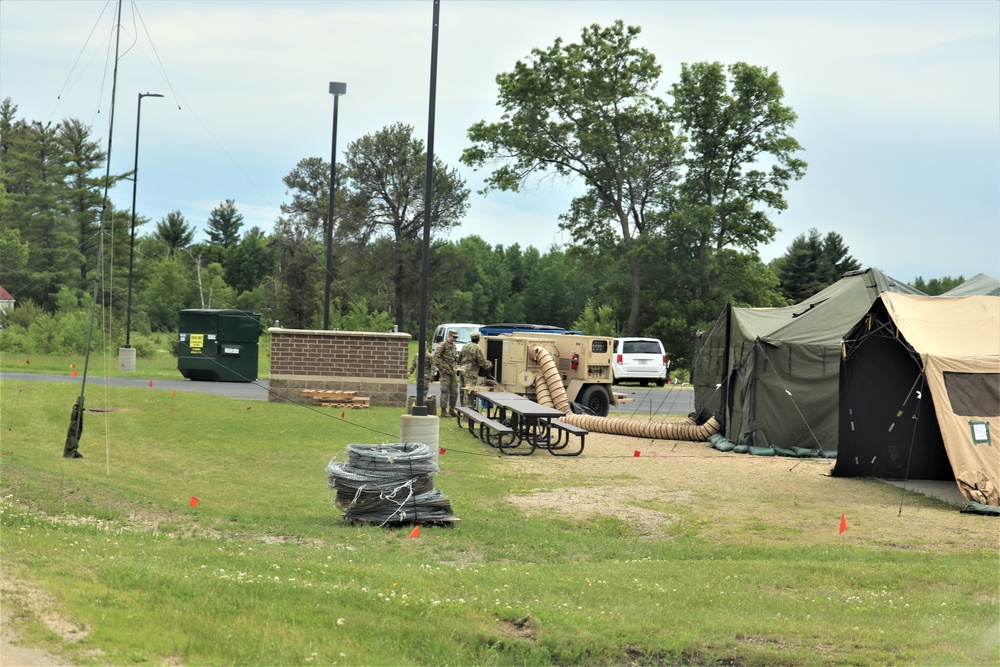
720,302,732,434
748,338,760,446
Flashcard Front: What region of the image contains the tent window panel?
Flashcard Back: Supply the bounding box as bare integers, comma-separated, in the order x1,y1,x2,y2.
943,372,1000,417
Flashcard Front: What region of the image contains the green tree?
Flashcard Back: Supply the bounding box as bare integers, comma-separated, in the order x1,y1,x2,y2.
192,258,235,309
520,245,597,328
572,298,616,336
774,228,860,302
819,231,860,283
206,199,244,249
272,159,329,328
224,227,276,295
668,61,807,321
0,227,29,273
448,236,516,325
774,229,825,303
0,115,78,311
281,157,332,238
912,276,964,295
59,118,109,291
155,210,195,255
137,255,195,332
331,296,395,333
462,21,682,336
343,123,469,330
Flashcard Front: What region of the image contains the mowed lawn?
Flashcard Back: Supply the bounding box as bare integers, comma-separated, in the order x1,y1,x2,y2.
1,376,997,666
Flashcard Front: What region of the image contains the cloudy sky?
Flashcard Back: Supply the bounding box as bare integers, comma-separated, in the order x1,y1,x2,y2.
2,0,997,284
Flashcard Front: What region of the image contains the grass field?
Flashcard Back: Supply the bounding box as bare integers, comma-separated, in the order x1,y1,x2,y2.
0,373,997,666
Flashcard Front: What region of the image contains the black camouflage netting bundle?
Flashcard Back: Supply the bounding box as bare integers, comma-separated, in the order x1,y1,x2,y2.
325,443,457,526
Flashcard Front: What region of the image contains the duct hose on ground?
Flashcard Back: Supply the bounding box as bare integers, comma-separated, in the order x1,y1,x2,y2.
528,345,720,442
558,411,721,441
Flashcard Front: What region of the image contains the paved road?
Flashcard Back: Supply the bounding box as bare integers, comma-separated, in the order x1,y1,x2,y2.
607,384,695,416
1,373,695,416
1,372,271,401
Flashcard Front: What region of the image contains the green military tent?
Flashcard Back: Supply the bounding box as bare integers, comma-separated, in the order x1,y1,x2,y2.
941,273,1000,297
691,268,923,455
833,293,1000,506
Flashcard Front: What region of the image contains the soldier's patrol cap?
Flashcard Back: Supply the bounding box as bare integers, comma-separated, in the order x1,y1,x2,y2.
448,329,458,337
470,331,481,340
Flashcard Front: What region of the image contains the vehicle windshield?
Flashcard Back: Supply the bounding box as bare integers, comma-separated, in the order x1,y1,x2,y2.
455,327,477,344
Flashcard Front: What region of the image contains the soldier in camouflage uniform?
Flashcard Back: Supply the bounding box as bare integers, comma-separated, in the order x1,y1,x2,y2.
408,350,435,396
458,331,492,404
433,329,460,417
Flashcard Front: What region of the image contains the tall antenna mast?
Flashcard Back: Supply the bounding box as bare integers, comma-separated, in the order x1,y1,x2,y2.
65,0,124,458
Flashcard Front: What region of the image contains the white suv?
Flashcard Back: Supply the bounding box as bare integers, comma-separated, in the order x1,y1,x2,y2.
432,323,484,355
612,337,669,386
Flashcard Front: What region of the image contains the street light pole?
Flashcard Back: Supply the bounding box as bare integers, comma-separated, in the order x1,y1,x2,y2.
324,81,347,330
124,91,163,349
413,0,440,416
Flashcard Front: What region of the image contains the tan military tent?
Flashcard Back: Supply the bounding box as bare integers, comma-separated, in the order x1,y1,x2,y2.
834,293,1000,505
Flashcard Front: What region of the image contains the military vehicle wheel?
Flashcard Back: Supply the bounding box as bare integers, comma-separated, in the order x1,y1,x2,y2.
579,385,610,417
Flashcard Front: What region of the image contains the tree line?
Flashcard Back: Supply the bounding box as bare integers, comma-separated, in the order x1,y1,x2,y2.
0,22,961,368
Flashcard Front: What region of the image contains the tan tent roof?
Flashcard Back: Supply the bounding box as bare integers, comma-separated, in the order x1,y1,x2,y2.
881,293,1000,504
880,293,1000,356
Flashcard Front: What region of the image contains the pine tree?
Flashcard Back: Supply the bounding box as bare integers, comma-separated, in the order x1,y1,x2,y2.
206,199,244,249
0,111,79,310
155,210,195,255
59,118,108,291
819,231,860,283
776,228,861,302
776,229,825,303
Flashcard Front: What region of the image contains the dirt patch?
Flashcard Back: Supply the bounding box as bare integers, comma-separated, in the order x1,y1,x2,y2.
498,615,537,642
503,431,1000,550
1,570,87,666
512,485,691,534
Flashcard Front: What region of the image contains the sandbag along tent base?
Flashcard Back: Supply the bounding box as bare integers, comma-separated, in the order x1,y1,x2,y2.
833,293,1000,506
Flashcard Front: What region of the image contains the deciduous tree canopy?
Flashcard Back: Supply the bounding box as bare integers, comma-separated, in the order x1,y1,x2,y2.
463,21,681,336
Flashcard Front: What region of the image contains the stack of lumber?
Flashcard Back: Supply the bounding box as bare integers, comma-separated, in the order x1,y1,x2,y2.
300,389,370,409
613,392,635,403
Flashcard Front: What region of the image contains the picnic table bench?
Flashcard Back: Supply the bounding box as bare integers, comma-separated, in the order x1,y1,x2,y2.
548,419,587,456
454,405,514,446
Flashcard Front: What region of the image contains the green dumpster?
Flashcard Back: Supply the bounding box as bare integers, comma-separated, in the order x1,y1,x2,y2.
177,309,260,382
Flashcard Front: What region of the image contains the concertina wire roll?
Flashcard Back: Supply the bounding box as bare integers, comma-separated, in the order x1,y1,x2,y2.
326,443,457,526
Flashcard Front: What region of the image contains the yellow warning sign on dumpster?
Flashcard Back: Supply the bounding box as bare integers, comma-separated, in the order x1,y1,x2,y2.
190,333,204,355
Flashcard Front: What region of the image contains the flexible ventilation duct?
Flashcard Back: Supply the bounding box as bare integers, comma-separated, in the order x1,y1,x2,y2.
530,346,570,412
527,345,719,442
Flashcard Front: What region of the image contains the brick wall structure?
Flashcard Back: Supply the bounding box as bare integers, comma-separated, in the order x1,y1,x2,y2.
268,328,411,406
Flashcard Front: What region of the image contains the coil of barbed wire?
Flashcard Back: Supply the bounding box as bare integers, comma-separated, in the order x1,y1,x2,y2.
325,442,456,526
